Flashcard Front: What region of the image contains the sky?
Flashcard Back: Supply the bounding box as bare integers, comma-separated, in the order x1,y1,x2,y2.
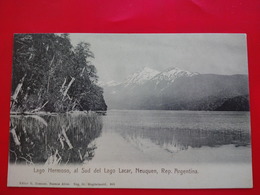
69,33,248,83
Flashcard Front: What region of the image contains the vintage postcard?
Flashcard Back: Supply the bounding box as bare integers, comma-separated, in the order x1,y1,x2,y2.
8,33,252,188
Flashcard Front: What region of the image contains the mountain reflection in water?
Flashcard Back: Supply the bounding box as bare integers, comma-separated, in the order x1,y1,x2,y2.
120,126,250,154
102,110,250,154
9,112,103,165
9,110,251,165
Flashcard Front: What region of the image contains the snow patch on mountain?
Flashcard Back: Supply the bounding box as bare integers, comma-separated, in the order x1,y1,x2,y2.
101,66,198,88
124,67,160,86
152,67,198,85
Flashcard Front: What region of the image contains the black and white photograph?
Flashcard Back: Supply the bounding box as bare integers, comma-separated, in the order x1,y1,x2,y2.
8,33,252,188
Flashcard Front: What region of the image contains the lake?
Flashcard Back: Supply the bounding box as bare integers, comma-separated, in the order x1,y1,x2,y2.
9,110,251,165
91,110,251,165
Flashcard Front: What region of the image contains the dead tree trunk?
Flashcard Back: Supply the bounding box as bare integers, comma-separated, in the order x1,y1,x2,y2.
61,126,73,149
10,126,20,146
60,78,67,93
31,101,49,113
11,74,26,108
80,67,86,77
62,77,75,101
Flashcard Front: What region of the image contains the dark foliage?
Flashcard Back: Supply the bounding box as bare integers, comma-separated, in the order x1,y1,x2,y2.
11,33,107,112
215,95,250,111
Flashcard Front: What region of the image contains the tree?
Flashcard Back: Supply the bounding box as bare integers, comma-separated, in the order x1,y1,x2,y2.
11,33,107,113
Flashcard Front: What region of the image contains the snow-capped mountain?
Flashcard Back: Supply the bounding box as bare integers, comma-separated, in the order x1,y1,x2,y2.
102,66,249,111
152,67,198,84
124,67,160,86
103,66,197,87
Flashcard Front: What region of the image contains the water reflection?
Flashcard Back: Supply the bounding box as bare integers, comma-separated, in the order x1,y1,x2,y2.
9,110,251,164
120,127,250,154
9,112,103,165
103,110,251,154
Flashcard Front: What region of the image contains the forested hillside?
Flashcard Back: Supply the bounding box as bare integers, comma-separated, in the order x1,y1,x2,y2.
103,67,249,111
11,34,107,113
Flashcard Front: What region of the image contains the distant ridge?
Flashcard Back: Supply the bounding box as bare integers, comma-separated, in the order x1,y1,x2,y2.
101,67,249,111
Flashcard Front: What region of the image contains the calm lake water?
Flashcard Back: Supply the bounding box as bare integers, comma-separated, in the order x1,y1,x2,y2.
91,110,251,164
9,110,251,165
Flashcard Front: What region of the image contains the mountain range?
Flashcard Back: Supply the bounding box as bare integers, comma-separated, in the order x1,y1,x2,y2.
100,67,249,111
